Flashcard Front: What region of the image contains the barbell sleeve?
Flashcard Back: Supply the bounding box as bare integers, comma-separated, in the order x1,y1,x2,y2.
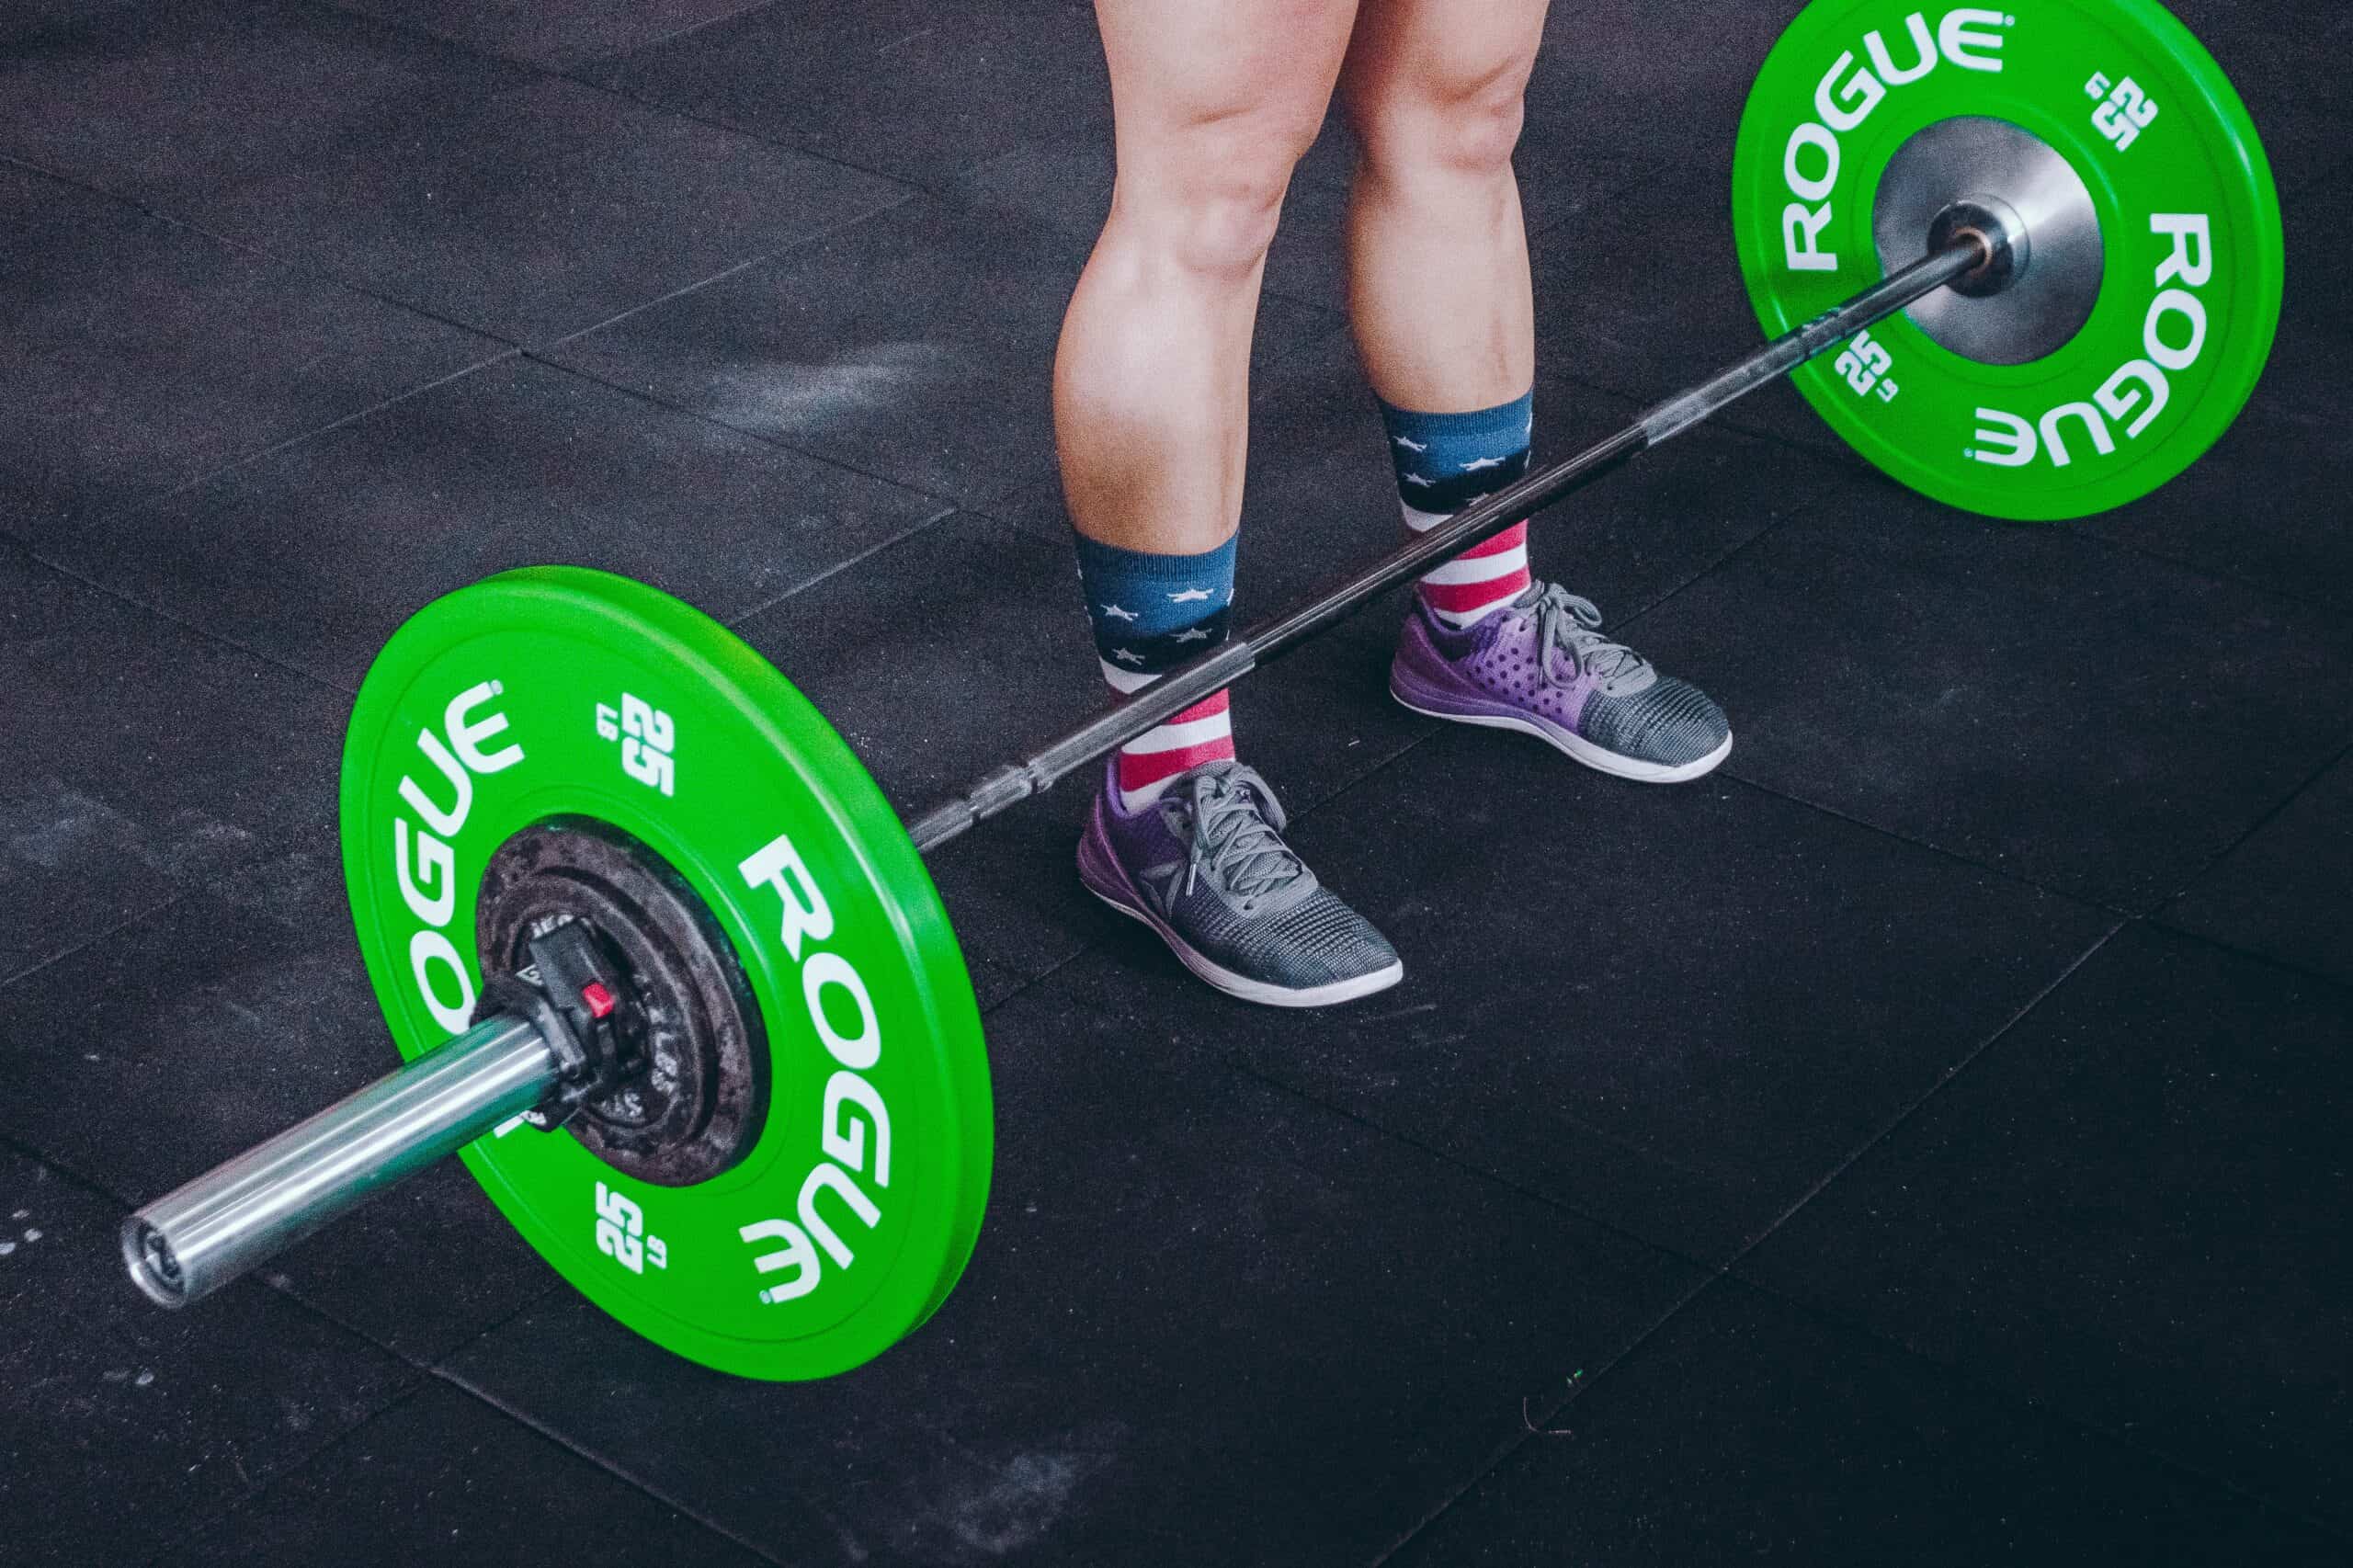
907,233,1992,855
121,1012,561,1308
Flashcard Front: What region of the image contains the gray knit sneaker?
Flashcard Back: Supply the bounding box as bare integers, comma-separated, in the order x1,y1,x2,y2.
1390,581,1732,781
1076,756,1403,1008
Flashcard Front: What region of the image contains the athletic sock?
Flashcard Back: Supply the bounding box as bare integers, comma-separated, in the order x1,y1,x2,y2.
1379,389,1535,628
1073,531,1239,812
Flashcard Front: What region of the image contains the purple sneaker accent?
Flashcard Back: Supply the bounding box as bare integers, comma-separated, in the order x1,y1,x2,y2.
1076,756,1403,1008
1390,583,1732,783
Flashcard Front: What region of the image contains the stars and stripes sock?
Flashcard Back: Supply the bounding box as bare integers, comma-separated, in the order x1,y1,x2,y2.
1074,530,1239,812
1380,389,1535,629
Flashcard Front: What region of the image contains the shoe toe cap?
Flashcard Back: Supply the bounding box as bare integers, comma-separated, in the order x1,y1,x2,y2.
1586,676,1729,767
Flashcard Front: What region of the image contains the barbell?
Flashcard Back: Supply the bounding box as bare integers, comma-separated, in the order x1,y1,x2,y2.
120,0,2282,1380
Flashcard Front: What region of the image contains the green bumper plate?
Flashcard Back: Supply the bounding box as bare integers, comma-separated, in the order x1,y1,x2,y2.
1733,0,2282,519
340,567,992,1380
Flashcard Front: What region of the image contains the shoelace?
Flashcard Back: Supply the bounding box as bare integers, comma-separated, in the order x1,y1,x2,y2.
1174,764,1306,901
1529,583,1651,691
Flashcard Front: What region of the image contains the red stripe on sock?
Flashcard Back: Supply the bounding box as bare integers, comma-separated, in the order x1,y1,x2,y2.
1420,571,1530,615
1118,734,1236,791
1165,690,1230,726
1453,521,1528,561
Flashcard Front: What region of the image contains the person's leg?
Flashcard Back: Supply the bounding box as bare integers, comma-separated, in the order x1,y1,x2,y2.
1342,0,1543,627
1063,0,1402,1006
1059,0,1357,805
1346,0,1732,782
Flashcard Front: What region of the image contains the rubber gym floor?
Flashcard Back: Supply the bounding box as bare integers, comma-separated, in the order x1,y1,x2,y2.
3,1,2347,1563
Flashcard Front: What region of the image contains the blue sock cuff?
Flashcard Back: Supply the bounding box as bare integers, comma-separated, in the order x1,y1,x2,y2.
1073,532,1237,670
1377,389,1535,450
1378,389,1535,509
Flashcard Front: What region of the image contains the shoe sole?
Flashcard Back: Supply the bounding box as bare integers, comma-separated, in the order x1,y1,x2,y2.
1076,825,1404,1010
1391,675,1732,784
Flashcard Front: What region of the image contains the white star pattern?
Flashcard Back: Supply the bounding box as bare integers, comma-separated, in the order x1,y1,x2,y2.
1392,436,1428,453
1111,648,1145,665
1167,587,1212,603
1099,603,1138,621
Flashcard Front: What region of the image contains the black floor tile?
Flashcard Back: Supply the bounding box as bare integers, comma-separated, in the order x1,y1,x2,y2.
0,0,526,203
0,832,562,1366
583,0,1109,189
727,510,1434,1006
0,1148,416,1568
21,356,946,691
2162,0,2353,199
179,1381,768,1565
546,193,1080,511
325,0,757,71
2082,170,2353,613
1522,125,1852,462
0,0,134,44
0,1,906,344
0,165,493,536
0,541,346,983
1225,722,2115,1265
442,973,1702,1566
544,183,1336,516
1628,465,2353,912
1392,1278,2347,1568
1740,925,2353,1532
2160,748,2353,985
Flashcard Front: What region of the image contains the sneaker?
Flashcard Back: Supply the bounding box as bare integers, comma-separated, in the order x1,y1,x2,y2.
1076,756,1403,1008
1390,582,1732,782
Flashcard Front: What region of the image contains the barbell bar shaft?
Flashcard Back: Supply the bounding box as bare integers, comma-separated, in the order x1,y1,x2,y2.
121,233,1990,1312
905,232,1991,853
122,1011,559,1307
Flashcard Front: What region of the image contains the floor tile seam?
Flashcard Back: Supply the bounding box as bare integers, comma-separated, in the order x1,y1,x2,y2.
0,891,200,1000
2132,910,2353,998
2144,732,2353,912
529,52,943,200
267,1268,568,1380
591,0,786,65
294,0,771,78
12,27,927,348
1718,1264,2353,1546
2076,523,2353,627
1714,766,2140,915
1229,1057,1723,1277
1372,921,2131,1563
717,501,964,629
2,148,524,352
22,531,359,697
131,1379,440,1568
0,1122,147,1215
75,345,525,580
520,176,927,358
425,1364,799,1566
512,345,961,515
1716,915,2127,1266
1364,1266,1725,1565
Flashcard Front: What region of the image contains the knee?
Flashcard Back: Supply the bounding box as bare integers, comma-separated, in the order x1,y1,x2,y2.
1110,112,1319,280
1351,55,1532,183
